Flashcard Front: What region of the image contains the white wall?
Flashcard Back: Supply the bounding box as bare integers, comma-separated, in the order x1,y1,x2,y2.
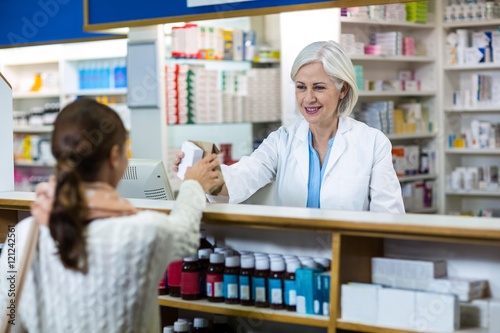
279,8,341,126
0,74,14,192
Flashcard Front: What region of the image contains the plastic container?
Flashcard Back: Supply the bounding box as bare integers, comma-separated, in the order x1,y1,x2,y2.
193,317,209,332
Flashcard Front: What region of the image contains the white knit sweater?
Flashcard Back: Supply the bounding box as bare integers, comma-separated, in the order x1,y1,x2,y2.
0,180,205,333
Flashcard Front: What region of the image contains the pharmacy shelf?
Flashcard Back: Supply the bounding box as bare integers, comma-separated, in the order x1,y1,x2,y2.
13,91,60,99
443,63,500,71
445,106,500,113
398,174,437,183
386,133,437,140
337,320,490,333
340,17,435,29
445,148,500,155
446,190,500,197
13,126,53,134
443,18,500,29
158,295,329,328
349,55,434,62
358,91,435,97
63,88,127,96
407,207,438,214
14,161,54,167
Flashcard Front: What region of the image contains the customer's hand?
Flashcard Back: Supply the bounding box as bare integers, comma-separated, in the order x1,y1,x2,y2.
184,153,224,193
171,151,185,173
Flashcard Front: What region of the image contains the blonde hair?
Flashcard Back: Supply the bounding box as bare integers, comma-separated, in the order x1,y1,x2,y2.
290,40,359,117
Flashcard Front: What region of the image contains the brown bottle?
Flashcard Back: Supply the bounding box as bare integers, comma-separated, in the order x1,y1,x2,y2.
167,260,183,298
284,260,301,311
198,248,213,298
206,253,225,302
268,258,285,310
253,257,269,308
239,255,255,306
224,256,240,304
199,228,214,251
181,256,202,300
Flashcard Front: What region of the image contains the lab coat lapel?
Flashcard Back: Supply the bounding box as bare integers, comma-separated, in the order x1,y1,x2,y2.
324,117,350,177
293,120,310,183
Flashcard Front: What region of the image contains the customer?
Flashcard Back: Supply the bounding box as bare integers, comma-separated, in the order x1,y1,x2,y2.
174,41,404,213
0,98,223,333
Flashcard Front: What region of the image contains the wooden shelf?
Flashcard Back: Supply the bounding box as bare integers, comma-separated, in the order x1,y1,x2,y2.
445,148,500,155
337,319,490,333
349,55,434,62
407,207,438,214
358,91,435,97
398,174,437,183
340,17,435,29
158,295,329,327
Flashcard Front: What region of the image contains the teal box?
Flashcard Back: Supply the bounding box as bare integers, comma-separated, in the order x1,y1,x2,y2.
296,268,322,314
320,272,331,316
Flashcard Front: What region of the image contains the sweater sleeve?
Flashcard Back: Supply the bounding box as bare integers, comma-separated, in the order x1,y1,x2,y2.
159,179,206,261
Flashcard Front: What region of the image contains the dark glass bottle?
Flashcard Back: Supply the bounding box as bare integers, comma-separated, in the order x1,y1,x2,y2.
199,228,214,250
167,260,183,298
206,253,225,302
252,257,269,308
181,256,202,300
284,260,301,311
224,256,240,304
268,258,285,310
198,248,212,298
239,255,255,306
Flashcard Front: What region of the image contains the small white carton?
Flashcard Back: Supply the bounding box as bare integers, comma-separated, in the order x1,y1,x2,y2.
341,283,381,325
177,141,204,180
415,291,459,332
378,288,416,330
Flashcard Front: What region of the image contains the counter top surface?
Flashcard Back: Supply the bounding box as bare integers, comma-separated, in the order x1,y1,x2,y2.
1,191,500,240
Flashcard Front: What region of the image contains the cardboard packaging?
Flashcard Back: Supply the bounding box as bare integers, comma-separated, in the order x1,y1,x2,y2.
177,140,223,195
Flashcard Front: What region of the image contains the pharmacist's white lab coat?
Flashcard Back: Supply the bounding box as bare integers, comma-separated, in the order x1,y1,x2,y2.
221,116,405,213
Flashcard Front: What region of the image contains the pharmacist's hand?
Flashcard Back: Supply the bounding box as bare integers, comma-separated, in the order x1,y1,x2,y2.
171,151,185,173
184,153,224,193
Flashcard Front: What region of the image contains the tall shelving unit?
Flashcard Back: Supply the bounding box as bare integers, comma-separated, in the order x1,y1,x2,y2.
0,39,129,191
339,1,440,214
441,13,500,215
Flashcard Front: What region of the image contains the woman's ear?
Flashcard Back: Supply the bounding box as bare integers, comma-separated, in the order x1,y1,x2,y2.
109,144,121,170
340,83,350,100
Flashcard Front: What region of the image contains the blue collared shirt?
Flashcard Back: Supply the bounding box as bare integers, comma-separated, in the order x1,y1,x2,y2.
306,131,335,208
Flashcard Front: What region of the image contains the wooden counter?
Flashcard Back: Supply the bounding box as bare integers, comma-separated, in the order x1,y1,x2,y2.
1,191,500,333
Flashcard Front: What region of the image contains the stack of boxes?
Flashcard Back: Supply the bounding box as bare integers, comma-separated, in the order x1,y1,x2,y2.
165,64,189,124
245,68,281,122
342,257,496,332
188,67,221,124
355,101,395,134
405,1,428,23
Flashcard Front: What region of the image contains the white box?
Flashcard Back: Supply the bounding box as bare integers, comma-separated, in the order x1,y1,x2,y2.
341,283,380,324
490,299,500,331
378,288,416,330
428,278,486,302
372,258,447,284
415,292,459,332
177,141,204,180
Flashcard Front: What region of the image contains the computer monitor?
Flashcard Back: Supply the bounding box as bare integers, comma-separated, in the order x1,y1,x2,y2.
117,159,175,200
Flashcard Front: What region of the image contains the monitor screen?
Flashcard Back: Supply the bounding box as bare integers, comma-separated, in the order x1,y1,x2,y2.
116,159,175,200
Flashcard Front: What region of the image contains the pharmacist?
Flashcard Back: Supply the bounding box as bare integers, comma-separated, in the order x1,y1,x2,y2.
175,41,405,213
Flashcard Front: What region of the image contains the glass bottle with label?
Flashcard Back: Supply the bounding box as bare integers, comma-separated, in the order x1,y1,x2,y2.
284,260,301,311
206,253,225,302
239,255,255,306
224,256,240,304
253,257,269,308
268,258,285,310
181,256,202,300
